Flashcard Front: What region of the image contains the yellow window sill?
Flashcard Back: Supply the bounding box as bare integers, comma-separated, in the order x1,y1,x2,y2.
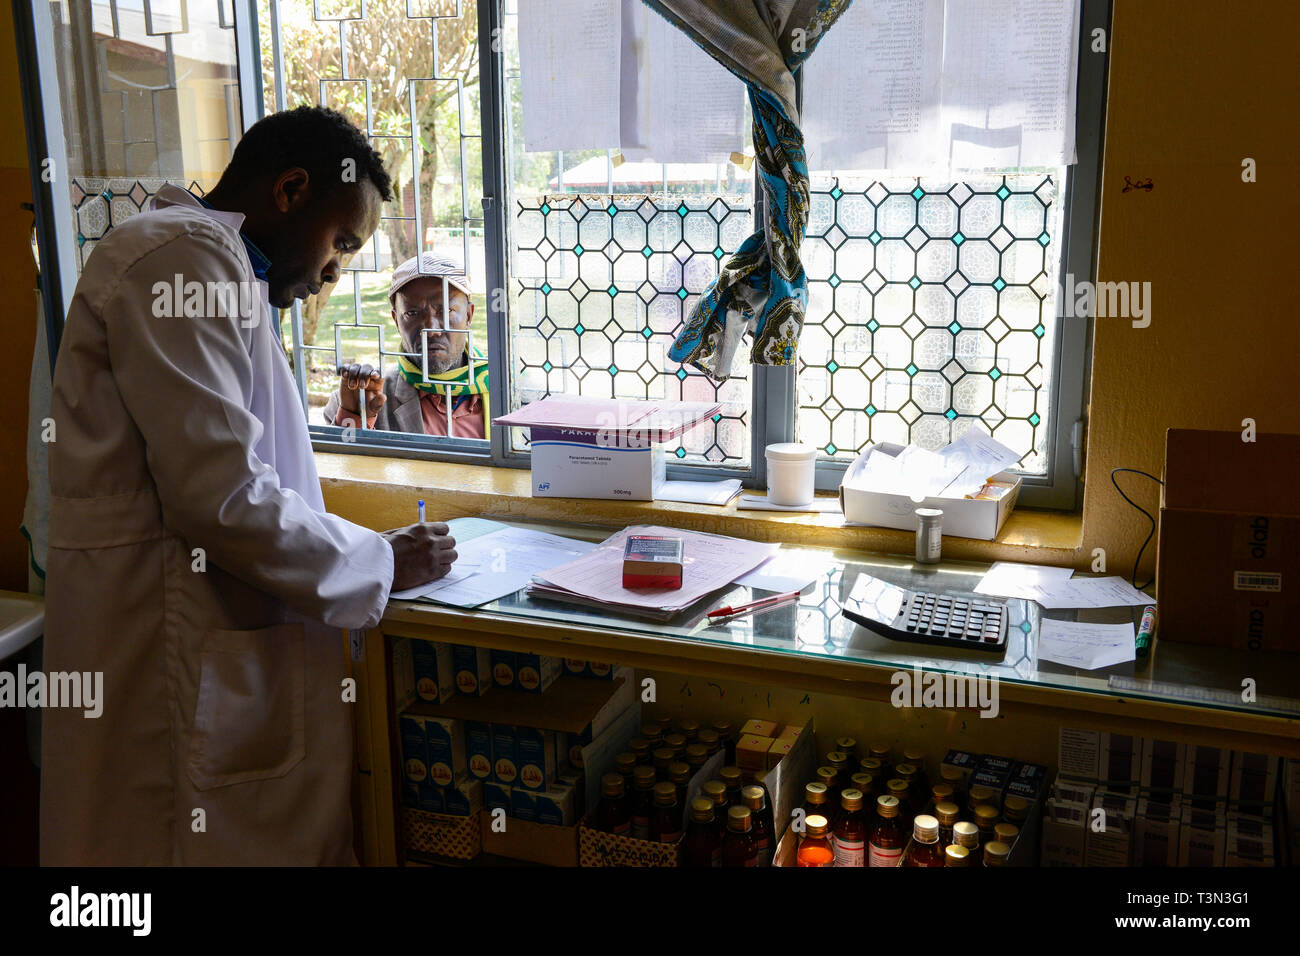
315,452,1085,568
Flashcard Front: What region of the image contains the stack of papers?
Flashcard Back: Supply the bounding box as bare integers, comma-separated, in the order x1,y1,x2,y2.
528,525,777,620
493,396,723,442
975,562,1152,609
1038,620,1137,670
658,479,743,505
843,427,1021,500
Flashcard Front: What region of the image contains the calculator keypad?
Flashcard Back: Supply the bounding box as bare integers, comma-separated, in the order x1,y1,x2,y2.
899,592,1008,650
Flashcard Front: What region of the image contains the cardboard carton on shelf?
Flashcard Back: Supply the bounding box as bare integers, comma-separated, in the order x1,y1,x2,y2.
1156,428,1300,652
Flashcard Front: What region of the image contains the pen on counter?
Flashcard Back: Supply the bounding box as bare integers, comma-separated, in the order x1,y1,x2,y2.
1135,605,1156,664
708,589,802,619
418,499,426,523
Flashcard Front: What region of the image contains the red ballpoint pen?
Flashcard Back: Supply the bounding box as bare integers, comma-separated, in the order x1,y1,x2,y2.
707,589,802,619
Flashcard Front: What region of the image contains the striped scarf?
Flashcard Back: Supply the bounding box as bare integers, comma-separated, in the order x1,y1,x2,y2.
396,346,490,415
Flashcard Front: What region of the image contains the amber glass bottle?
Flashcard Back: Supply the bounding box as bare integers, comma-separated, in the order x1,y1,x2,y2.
797,815,835,867
934,801,960,848
803,781,830,827
649,781,682,844
825,751,850,783
858,756,884,785
698,728,721,756
664,733,687,761
868,742,891,775
930,783,955,809
742,785,774,866
832,789,867,867
886,777,912,826
641,722,664,747
965,785,996,821
902,748,929,796
678,718,700,743
683,797,721,867
596,773,630,835
939,765,966,811
1002,795,1030,825
973,804,999,846
702,780,728,839
952,821,979,853
849,772,874,801
628,737,652,766
868,794,906,867
684,744,709,773
983,840,1011,867
994,822,1019,848
816,765,841,806
630,766,657,840
721,806,757,867
711,719,735,763
903,814,944,867
720,766,744,807
835,736,859,763
653,747,675,782
669,762,691,809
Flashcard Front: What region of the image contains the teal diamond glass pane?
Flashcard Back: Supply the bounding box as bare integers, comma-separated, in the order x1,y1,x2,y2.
575,324,585,335
865,404,877,416
911,186,924,200
711,413,722,423
541,282,551,294
945,408,957,420
1038,232,1050,246
77,234,86,246
1020,620,1032,634
1033,324,1045,338
825,443,837,455
909,276,921,289
829,274,841,287
953,232,965,245
642,245,652,258
606,203,617,216
948,321,961,334
866,319,879,332
608,364,618,375
906,363,918,376
1029,413,1041,426
677,288,688,300
676,203,688,217
869,230,882,244
540,203,550,215
989,367,1001,380
607,285,618,297
827,359,839,373
675,447,687,458
830,186,843,200
574,244,584,256
997,185,1010,200
642,326,652,339
676,368,687,380
992,277,1006,291
713,246,724,260
542,361,552,372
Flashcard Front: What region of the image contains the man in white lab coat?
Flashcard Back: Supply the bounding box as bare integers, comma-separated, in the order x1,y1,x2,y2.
41,106,455,865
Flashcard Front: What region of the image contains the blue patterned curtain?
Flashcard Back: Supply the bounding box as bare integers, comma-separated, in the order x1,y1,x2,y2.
645,0,854,383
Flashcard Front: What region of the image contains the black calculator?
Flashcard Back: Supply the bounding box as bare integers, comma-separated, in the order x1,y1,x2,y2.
840,573,1009,654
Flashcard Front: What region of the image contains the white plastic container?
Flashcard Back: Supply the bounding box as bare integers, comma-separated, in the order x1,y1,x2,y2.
764,443,817,506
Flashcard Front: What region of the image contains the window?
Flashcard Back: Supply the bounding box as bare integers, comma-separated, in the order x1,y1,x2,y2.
28,0,1107,510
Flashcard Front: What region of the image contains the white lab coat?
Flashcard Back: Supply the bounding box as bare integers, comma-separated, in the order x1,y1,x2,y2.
41,184,393,865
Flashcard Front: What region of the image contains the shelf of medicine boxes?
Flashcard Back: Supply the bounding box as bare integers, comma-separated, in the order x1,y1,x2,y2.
352,552,1300,864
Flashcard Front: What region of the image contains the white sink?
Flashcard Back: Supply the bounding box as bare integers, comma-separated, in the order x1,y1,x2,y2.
0,590,44,661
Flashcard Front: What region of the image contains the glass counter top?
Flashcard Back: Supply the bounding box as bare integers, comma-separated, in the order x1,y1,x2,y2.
394,517,1300,721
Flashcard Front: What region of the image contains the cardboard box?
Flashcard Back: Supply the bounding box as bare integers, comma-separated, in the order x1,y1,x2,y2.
529,426,665,501
451,644,492,697
409,640,455,704
391,637,417,712
563,658,588,677
422,715,467,787
1005,761,1049,803
1226,813,1274,867
736,735,773,778
491,723,519,786
778,724,804,742
1230,752,1278,811
490,649,516,689
480,814,579,867
1140,739,1185,796
622,534,684,589
514,653,560,693
516,726,559,791
1183,745,1231,802
839,443,1021,540
1057,728,1142,790
465,720,493,781
585,662,633,682
741,719,779,738
1087,790,1137,866
441,778,483,817
401,808,481,862
1178,806,1226,866
767,738,794,768
484,781,511,815
1041,780,1092,867
1135,795,1181,866
1156,429,1300,652
941,750,980,781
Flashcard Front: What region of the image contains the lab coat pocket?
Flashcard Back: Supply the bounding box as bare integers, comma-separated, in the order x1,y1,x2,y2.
187,624,306,790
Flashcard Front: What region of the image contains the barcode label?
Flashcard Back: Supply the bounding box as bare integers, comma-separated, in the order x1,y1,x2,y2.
1234,571,1281,592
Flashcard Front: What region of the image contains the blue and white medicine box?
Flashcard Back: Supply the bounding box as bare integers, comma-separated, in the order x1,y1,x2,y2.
528,426,665,501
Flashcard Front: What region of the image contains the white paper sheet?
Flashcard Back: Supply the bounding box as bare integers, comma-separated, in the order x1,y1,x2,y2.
737,495,842,513
619,3,747,163
1031,577,1154,610
803,0,1079,172
536,525,777,612
389,563,478,601
975,560,1073,600
1038,619,1136,670
407,526,596,608
935,427,1022,498
657,478,743,505
518,0,622,151
733,551,826,593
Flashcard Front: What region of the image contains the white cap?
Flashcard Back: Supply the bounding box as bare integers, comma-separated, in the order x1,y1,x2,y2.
389,252,473,304
764,442,817,462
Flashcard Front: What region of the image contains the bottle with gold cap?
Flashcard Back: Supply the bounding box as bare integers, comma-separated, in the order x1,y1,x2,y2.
684,797,721,867
702,780,729,840
653,714,673,734
904,813,944,867
641,722,664,747
669,761,691,809
973,804,999,846
721,805,757,867
983,840,1011,867
835,736,859,764
803,781,830,827
939,764,966,810
711,718,735,764
720,766,744,808
893,763,919,815
930,782,955,810
849,772,874,801
902,748,929,796
664,733,687,761
628,736,652,766
934,801,960,848
886,777,913,826
630,766,657,840
826,750,850,780
797,815,835,867
684,743,709,774
678,718,700,743
596,773,631,836
742,785,774,866
816,765,842,806
653,747,676,782
868,794,906,867
650,781,682,843
994,822,1019,849
858,756,884,789
965,784,996,822
698,728,721,756
1002,795,1030,826
868,741,892,775
951,820,979,854
944,844,971,867
832,788,867,867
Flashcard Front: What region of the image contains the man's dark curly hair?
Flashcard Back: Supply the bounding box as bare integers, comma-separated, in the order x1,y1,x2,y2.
219,105,393,203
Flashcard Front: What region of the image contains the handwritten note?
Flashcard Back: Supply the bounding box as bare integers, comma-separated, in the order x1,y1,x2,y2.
1038,619,1135,670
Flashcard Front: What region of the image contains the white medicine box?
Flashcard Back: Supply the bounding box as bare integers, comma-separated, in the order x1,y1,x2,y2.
838,442,1021,541
528,426,665,501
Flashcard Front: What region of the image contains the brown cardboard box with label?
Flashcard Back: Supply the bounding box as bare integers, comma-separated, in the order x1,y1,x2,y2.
1156,429,1300,652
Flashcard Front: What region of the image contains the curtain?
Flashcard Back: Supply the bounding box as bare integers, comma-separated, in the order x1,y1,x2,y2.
646,0,855,383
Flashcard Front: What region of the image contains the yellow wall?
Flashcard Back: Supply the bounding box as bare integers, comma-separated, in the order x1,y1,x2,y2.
0,12,38,591
1080,0,1300,580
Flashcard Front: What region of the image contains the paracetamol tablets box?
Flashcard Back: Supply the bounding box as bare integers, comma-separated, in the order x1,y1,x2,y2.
514,653,560,693
511,787,538,822
1058,729,1142,789
736,735,773,777
451,644,492,697
441,778,483,818
767,738,794,768
562,728,590,769
1178,807,1226,866
490,649,516,689
417,781,445,815
563,658,588,677
422,715,467,788
1183,745,1231,801
740,718,779,738
1140,739,1185,795
516,726,558,791
465,720,493,781
484,782,511,816
778,725,805,742
1225,813,1274,866
1005,762,1049,803
941,750,980,782
584,661,633,681
1086,790,1137,866
491,723,519,786
412,640,455,704
1135,795,1181,866
400,715,429,787
1229,752,1278,810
